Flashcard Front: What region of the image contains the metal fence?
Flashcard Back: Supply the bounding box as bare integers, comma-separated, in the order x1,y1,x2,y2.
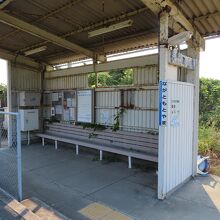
0,111,22,201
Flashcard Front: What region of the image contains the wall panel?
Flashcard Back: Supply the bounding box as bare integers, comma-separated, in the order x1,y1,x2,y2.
44,74,88,91
158,81,194,199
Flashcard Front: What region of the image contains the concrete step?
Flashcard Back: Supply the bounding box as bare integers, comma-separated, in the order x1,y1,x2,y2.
0,189,40,220
21,197,70,220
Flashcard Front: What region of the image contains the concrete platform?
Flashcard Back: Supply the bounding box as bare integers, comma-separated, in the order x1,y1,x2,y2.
20,143,220,220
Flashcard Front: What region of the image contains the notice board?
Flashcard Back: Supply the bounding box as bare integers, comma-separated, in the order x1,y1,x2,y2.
77,90,93,123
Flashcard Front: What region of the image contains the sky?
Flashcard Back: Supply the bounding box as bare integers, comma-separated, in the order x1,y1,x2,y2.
0,37,220,85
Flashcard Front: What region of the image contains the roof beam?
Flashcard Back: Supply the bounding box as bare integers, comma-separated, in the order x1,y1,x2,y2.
0,48,40,69
193,11,220,22
140,0,205,49
0,11,99,60
0,0,14,9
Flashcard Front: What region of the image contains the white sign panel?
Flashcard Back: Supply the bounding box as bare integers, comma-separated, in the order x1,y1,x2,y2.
171,99,180,127
169,49,196,70
77,90,93,123
159,80,168,127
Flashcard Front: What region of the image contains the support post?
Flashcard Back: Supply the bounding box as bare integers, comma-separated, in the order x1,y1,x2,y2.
158,10,178,200
100,150,103,161
128,156,132,169
42,137,45,146
55,140,58,150
186,40,201,176
76,144,79,155
27,131,30,145
7,61,12,147
16,113,22,201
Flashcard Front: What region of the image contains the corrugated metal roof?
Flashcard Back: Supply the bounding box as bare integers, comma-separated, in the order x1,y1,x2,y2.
0,0,219,65
175,0,220,36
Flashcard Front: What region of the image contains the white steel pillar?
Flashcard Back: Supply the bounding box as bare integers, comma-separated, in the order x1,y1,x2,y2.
186,41,201,176
159,11,178,81
7,61,12,147
158,10,178,200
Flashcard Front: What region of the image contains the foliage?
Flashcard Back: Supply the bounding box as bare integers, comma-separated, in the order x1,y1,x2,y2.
88,69,133,87
198,126,220,156
199,78,220,176
0,83,7,107
112,108,125,132
199,78,220,128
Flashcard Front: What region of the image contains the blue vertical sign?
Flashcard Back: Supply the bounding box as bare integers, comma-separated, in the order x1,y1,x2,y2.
159,80,168,126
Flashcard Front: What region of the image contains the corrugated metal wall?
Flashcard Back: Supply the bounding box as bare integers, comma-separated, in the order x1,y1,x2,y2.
44,74,88,90
11,65,41,91
44,64,159,132
158,81,194,199
95,88,158,132
122,89,158,131
133,65,158,85
95,90,120,125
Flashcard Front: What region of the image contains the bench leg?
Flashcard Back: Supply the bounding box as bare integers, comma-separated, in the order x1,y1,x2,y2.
100,150,103,161
55,140,58,150
128,156,132,169
76,144,79,155
42,137,45,147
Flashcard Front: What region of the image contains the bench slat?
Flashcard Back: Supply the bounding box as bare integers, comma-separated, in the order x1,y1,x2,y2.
37,133,158,162
46,124,159,144
45,130,158,155
50,123,159,139
46,127,158,149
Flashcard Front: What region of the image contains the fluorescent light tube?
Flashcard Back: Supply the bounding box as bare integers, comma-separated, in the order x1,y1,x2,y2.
24,46,47,56
88,19,133,38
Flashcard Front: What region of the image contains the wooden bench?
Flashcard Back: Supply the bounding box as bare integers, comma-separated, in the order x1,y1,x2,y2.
37,122,159,168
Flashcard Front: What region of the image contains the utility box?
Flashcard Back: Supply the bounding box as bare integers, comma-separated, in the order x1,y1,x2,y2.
19,109,39,131
19,92,41,107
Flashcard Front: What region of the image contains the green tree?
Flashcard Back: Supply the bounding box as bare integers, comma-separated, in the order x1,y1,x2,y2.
0,83,7,107
199,78,220,128
88,69,133,87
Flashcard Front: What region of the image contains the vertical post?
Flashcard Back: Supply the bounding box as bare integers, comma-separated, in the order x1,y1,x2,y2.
158,10,170,200
187,41,201,176
27,131,30,145
16,113,22,201
99,150,103,161
42,137,45,146
76,144,79,155
7,61,12,147
55,140,58,150
128,156,132,169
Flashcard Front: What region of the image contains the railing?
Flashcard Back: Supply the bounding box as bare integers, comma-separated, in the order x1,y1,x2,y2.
0,111,22,201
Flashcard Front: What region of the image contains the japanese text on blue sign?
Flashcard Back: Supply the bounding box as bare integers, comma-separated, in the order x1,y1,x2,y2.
159,80,168,127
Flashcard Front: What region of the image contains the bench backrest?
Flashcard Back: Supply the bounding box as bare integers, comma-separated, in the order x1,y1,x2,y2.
44,123,159,155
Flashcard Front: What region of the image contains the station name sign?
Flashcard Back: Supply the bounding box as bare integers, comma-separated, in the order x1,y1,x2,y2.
168,49,196,70
159,80,168,127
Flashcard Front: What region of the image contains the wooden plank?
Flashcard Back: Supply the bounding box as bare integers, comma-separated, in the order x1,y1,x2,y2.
46,127,158,149
37,133,158,162
45,130,158,155
47,126,158,147
48,123,159,140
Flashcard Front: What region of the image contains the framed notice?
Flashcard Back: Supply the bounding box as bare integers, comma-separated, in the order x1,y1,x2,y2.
77,90,93,123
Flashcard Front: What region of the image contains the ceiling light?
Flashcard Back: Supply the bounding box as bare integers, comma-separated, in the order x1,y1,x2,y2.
24,46,47,56
88,19,133,38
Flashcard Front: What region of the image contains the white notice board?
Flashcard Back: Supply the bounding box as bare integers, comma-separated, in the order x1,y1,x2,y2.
77,90,93,123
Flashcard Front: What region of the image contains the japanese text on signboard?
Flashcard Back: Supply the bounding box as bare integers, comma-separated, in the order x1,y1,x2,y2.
159,80,168,127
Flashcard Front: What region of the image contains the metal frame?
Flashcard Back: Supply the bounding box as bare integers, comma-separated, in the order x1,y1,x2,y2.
0,111,22,201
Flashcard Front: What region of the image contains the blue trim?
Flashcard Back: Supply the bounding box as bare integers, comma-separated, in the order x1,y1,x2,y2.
159,80,162,126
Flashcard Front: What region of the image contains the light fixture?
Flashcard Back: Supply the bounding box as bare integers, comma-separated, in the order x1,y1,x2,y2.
168,31,192,46
88,19,133,38
24,46,47,56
